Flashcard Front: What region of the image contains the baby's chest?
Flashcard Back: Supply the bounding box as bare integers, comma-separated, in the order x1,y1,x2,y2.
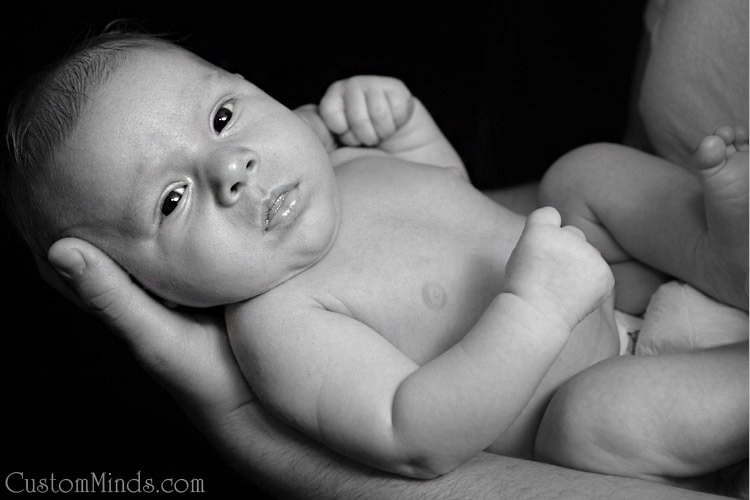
313,216,503,364
306,160,523,363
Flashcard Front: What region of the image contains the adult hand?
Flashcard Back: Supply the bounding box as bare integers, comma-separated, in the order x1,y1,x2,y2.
46,238,255,442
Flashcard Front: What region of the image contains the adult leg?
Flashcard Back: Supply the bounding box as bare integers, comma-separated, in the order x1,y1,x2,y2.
632,0,748,166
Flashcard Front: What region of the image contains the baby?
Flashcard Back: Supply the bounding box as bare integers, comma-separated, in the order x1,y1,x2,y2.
4,30,746,488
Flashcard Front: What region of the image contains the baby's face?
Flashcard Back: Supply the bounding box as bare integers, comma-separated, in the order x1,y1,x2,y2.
57,46,340,306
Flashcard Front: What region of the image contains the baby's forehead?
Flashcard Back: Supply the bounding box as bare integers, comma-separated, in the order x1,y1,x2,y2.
116,44,222,85
51,46,233,239
79,48,222,135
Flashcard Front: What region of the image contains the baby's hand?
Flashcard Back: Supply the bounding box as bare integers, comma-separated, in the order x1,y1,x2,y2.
504,207,615,329
319,75,415,147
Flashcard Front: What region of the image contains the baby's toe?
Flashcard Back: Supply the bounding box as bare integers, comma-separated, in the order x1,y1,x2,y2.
714,125,736,145
733,126,748,151
692,134,727,171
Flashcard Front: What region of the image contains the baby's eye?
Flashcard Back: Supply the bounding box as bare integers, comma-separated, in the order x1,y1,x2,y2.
161,186,186,217
213,102,234,133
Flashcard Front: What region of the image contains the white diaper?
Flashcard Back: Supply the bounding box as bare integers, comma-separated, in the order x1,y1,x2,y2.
636,281,748,356
615,281,748,356
615,310,644,355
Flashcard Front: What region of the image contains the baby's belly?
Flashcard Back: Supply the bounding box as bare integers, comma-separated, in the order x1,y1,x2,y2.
487,295,620,457
320,159,621,457
335,276,619,458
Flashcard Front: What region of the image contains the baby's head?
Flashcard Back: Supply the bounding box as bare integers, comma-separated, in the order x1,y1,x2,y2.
4,27,340,307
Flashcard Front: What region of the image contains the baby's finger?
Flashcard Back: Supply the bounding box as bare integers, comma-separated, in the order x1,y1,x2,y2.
366,89,397,140
561,225,587,240
319,82,349,135
339,130,361,147
526,206,562,228
344,87,379,146
388,91,415,129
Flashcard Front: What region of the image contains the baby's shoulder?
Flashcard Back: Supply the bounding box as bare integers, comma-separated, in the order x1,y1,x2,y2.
226,282,350,334
329,146,389,168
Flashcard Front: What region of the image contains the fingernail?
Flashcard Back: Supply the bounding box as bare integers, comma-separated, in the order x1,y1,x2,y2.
48,247,86,280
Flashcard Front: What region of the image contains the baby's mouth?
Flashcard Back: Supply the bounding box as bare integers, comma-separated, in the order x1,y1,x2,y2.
264,184,300,232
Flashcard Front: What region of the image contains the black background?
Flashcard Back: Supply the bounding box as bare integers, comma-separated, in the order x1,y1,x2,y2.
2,2,647,498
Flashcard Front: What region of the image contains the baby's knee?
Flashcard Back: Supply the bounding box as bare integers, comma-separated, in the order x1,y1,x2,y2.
535,361,674,480
539,143,625,214
535,370,615,473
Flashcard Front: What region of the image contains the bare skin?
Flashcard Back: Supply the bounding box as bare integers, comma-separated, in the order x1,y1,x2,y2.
536,342,748,493
49,48,618,479
539,127,748,314
34,42,743,486
46,234,737,500
34,2,746,497
537,128,749,489
691,125,749,311
228,158,618,475
633,0,748,167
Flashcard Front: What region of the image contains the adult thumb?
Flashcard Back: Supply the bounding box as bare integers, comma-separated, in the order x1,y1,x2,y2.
47,238,173,347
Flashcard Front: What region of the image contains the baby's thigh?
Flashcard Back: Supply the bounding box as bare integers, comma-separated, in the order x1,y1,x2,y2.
639,0,749,165
535,344,748,481
539,142,690,259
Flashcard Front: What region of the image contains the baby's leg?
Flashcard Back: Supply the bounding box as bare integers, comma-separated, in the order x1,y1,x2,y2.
536,342,748,489
540,129,748,312
539,144,676,314
691,126,749,310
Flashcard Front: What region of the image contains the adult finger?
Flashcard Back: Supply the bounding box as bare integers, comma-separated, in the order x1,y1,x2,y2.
47,237,255,418
47,238,184,356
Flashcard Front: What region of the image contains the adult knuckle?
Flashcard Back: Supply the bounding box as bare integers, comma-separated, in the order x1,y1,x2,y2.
83,283,129,323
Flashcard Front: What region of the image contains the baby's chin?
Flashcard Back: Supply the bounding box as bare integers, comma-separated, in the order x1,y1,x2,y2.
133,274,229,309
143,272,285,309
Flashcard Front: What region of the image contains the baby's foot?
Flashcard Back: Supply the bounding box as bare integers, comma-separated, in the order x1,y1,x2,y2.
504,207,615,329
691,125,749,310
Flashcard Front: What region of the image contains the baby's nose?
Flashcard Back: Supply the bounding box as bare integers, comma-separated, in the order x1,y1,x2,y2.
211,149,259,206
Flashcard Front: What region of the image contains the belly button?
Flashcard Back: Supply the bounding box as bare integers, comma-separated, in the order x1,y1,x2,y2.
422,281,447,310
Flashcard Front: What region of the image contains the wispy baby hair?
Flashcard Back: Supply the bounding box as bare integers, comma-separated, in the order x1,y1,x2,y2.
2,20,175,257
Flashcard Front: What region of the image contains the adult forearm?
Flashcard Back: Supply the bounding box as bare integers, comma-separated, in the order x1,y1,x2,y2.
209,401,726,500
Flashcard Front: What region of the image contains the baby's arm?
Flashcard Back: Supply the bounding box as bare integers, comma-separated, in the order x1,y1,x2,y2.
318,76,468,178
228,208,613,478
